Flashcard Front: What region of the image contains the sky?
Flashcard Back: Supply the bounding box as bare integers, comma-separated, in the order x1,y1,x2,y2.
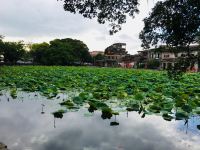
0,0,159,54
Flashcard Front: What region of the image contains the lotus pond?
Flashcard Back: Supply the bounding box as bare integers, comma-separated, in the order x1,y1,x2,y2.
0,66,200,150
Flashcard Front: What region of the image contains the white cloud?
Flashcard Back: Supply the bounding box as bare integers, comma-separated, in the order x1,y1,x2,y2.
0,0,159,54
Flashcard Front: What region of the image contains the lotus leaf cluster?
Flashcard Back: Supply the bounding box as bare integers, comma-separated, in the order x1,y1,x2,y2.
0,66,200,121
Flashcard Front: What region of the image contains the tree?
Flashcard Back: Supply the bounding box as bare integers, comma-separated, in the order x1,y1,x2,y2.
0,35,3,41
140,0,200,49
30,42,50,65
139,0,200,75
0,41,25,64
49,38,92,65
0,36,3,55
59,0,139,34
147,59,160,69
94,53,105,60
30,38,92,65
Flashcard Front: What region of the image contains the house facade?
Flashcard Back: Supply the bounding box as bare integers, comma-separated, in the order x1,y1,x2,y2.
137,46,199,72
104,43,128,67
120,55,136,68
91,43,136,68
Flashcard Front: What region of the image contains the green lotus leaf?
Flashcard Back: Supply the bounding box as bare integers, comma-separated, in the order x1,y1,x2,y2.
53,109,66,119
162,113,174,121
175,111,189,120
134,93,144,101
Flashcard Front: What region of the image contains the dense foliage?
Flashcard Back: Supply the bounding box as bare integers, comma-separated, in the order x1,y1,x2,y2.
147,59,160,69
30,38,92,65
140,0,200,76
59,0,139,34
0,41,25,64
0,66,200,121
140,0,200,49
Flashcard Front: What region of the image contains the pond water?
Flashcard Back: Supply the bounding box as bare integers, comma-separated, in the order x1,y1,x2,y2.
0,92,200,150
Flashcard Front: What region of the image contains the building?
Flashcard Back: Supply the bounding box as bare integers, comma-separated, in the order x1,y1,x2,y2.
136,45,199,72
104,43,128,67
120,54,137,68
91,43,137,68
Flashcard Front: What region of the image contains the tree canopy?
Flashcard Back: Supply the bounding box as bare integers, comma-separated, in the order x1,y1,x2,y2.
139,0,200,76
30,42,50,65
0,35,3,40
30,38,92,65
0,41,25,64
59,0,139,34
139,0,200,49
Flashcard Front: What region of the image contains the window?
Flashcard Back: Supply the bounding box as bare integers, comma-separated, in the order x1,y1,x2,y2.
155,53,160,58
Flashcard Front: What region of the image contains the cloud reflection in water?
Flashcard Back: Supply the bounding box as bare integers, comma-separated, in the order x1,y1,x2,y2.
0,93,199,150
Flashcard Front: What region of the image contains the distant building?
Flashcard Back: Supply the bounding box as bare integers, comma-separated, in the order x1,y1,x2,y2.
91,43,138,68
136,45,199,72
120,54,136,68
104,43,128,67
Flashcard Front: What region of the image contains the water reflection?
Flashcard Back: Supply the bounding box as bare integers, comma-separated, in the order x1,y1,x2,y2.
0,92,199,150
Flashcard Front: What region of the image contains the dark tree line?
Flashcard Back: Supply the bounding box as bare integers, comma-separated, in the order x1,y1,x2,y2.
30,38,92,65
0,37,92,65
0,39,26,64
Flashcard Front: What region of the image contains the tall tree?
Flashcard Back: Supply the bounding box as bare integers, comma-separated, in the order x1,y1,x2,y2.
0,36,3,55
59,0,139,34
0,41,25,64
30,38,92,65
30,42,50,65
140,0,200,49
49,38,92,65
139,0,200,75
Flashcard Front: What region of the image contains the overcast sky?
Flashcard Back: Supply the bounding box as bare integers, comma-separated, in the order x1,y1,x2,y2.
0,0,159,54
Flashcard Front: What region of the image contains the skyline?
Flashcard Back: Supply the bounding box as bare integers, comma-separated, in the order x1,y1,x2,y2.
0,0,159,54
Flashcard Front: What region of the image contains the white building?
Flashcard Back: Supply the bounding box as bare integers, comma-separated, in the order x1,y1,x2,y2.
138,45,199,72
